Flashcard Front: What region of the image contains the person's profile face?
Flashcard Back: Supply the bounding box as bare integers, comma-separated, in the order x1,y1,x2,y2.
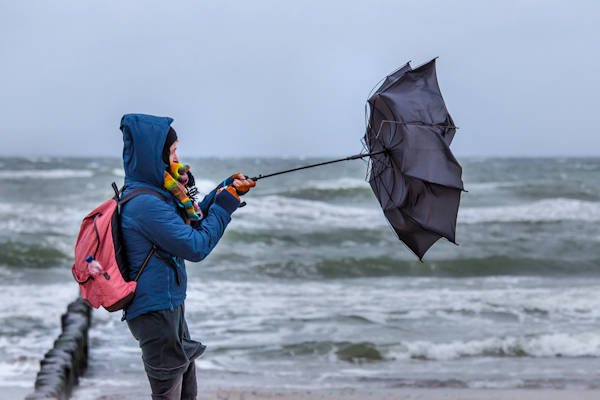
169,140,180,164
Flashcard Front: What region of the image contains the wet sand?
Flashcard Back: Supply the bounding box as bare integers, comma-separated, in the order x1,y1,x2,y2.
68,386,600,400
200,388,599,400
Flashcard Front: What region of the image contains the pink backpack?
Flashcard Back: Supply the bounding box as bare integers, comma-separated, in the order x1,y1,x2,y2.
72,183,168,312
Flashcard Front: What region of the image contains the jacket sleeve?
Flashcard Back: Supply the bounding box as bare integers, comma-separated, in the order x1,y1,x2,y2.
198,176,234,217
128,194,234,262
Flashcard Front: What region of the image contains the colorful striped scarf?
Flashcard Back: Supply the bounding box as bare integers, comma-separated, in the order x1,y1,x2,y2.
164,162,202,221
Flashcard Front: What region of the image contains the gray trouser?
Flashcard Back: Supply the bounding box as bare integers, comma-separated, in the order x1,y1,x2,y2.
127,303,206,400
147,360,197,400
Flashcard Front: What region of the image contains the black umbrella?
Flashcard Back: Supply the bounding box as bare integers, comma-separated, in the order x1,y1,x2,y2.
363,58,463,259
212,59,463,260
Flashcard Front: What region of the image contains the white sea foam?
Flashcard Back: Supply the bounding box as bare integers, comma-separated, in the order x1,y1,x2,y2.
193,178,218,195
253,177,371,198
0,283,77,387
459,198,600,224
397,332,600,360
301,177,370,191
0,366,32,388
469,380,527,389
0,202,89,235
466,181,521,192
112,168,125,177
232,195,382,231
0,203,14,214
0,283,78,324
0,169,94,179
388,282,600,324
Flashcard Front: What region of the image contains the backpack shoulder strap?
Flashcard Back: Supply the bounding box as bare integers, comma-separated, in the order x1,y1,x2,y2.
118,185,170,206
133,244,158,282
111,183,171,285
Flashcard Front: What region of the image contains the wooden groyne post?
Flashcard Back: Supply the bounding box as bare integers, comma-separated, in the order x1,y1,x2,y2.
25,298,92,400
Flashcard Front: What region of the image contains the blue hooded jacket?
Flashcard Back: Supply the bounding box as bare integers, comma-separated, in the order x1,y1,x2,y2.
119,114,239,320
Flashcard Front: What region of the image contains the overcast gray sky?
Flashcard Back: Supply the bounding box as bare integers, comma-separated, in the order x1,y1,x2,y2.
1,0,598,158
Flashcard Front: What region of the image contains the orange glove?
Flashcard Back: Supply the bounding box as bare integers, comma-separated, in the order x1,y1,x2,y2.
215,185,242,213
216,185,240,201
231,172,256,196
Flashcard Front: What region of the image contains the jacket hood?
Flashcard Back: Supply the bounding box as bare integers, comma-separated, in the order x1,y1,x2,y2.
120,114,173,188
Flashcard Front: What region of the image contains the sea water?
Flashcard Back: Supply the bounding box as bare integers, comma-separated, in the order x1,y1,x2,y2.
0,157,599,396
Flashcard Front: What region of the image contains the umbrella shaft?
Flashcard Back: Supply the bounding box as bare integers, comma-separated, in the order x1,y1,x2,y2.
251,150,386,181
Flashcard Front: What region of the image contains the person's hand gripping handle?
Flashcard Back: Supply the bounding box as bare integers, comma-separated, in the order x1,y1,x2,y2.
232,173,256,195
217,172,256,208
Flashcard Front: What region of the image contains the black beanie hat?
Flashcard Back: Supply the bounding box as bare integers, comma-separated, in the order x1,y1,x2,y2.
162,127,178,165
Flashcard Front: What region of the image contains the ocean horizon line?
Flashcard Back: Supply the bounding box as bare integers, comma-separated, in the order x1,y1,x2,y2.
1,154,600,161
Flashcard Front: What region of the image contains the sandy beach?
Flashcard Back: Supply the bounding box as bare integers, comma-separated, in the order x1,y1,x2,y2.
203,388,600,400
67,386,600,400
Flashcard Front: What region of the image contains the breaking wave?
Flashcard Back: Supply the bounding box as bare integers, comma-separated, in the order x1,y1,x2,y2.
0,169,94,179
221,333,600,364
273,177,372,198
460,198,600,224
0,242,68,268
247,341,385,363
246,256,600,278
398,332,600,360
233,195,381,232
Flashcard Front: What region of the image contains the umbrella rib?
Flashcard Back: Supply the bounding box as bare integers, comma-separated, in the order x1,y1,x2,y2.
402,172,464,191
375,98,398,134
380,119,459,129
372,170,398,212
366,138,392,181
369,152,391,173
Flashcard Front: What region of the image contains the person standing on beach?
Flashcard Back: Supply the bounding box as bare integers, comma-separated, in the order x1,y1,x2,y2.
118,114,255,399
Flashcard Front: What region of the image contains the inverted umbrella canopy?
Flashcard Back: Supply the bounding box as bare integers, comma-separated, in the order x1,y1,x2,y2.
243,58,463,260
367,58,456,146
364,58,463,259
